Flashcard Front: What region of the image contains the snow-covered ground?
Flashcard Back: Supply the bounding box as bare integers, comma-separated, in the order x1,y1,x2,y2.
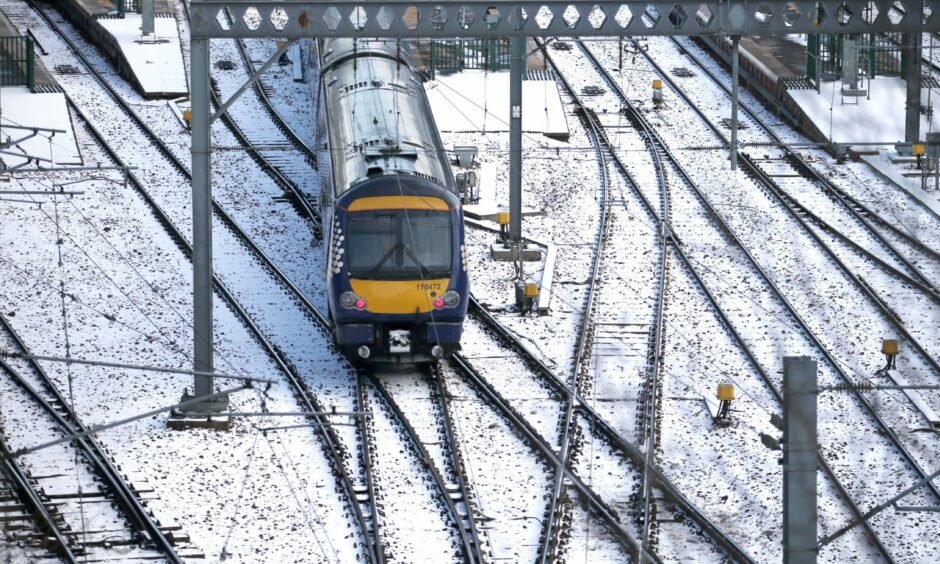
2,0,940,561
97,12,188,96
0,87,81,168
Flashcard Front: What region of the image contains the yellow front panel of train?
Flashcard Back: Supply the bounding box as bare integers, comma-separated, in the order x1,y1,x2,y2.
350,279,450,314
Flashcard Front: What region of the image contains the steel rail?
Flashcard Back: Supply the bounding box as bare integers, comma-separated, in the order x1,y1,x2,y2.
573,36,934,555
448,353,650,561
366,371,482,564
0,364,78,563
211,4,322,235
429,362,489,561
468,294,757,563
0,313,181,562
354,376,386,563
544,37,897,562
684,36,940,286
539,102,616,562
631,37,940,381
541,59,890,560
583,38,940,504
30,4,379,560
230,27,320,168
534,39,757,563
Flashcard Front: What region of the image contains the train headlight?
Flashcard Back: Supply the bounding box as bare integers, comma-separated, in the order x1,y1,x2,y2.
341,291,367,309
442,290,460,308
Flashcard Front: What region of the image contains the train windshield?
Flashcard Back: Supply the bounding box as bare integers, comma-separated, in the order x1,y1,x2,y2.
345,209,452,280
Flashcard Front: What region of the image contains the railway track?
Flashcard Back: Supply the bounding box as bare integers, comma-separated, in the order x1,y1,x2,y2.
537,76,670,559
14,2,378,560
364,368,485,563
625,34,940,426
0,432,75,562
684,37,940,297
207,5,322,234
565,36,940,560
31,11,503,560
0,313,187,562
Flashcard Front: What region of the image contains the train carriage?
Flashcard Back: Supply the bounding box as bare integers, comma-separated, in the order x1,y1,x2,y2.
318,38,469,363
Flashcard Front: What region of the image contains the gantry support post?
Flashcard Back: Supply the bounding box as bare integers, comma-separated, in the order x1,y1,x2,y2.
184,37,227,417
730,34,740,171
509,34,522,245
142,0,155,35
783,356,818,564
903,32,922,145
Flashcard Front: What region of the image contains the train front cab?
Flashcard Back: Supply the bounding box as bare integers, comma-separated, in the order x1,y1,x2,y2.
328,177,468,364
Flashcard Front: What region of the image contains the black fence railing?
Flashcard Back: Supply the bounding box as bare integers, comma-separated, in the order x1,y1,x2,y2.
429,39,511,79
0,36,34,89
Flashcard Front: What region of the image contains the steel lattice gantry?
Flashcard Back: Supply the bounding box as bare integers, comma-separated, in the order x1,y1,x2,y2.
188,1,939,38
183,0,940,417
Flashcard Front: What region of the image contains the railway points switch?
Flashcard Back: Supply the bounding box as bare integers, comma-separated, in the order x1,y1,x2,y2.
882,339,899,370
715,382,734,425
515,281,539,313
652,79,664,107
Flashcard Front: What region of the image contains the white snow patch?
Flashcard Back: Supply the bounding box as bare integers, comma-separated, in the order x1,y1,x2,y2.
788,77,934,144
97,14,187,96
425,69,568,136
861,152,940,218
0,87,80,168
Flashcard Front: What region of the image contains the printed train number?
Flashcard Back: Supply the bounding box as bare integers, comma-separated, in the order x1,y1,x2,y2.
417,283,442,291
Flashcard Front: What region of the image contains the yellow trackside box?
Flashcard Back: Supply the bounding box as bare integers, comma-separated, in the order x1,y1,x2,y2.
717,383,735,401
276,40,288,49
524,283,539,298
652,79,663,90
914,143,926,156
882,339,899,355
182,110,192,123
496,211,511,225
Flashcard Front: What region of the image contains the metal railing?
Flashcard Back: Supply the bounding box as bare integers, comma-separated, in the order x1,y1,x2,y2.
0,36,34,90
429,39,510,78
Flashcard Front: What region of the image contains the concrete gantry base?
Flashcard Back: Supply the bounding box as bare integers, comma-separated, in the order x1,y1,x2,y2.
167,413,232,431
167,392,232,430
491,243,542,262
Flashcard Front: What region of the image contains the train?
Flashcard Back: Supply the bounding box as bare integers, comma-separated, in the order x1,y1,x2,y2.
317,38,469,364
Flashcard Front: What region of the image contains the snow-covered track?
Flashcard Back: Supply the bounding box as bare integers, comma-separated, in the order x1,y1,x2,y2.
565,36,940,560
0,377,77,562
465,298,752,562
22,3,376,558
227,18,319,167
623,38,940,452
0,313,183,562
187,2,322,236
364,368,484,563
670,38,940,298
448,352,650,560
537,81,669,560
569,38,897,559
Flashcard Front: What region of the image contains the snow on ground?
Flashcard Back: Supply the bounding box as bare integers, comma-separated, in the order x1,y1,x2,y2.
241,37,318,149
0,2,367,561
443,362,552,562
362,383,460,562
579,37,940,561
0,87,81,168
426,69,569,136
3,0,940,559
787,77,934,144
96,12,187,96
